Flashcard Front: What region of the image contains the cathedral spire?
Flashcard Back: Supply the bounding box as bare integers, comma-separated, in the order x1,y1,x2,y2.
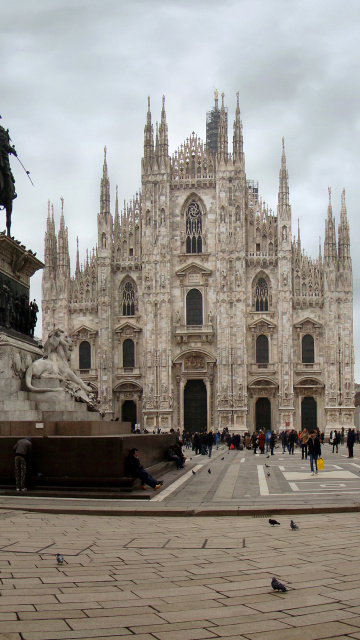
143,96,154,168
232,91,243,165
338,188,351,264
57,198,70,279
158,94,169,161
324,186,337,264
277,138,291,243
76,236,80,274
100,146,110,216
217,91,228,164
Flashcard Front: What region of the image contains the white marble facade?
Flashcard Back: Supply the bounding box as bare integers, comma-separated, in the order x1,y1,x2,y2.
42,94,354,434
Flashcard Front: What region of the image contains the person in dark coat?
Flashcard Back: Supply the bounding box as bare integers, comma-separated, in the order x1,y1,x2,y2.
206,431,214,458
347,428,356,458
308,431,321,475
270,431,276,455
125,449,162,490
13,437,32,491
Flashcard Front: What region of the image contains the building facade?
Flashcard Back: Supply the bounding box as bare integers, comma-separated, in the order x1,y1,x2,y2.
42,93,355,434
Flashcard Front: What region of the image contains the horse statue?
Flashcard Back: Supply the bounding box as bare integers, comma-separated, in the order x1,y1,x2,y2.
0,121,17,236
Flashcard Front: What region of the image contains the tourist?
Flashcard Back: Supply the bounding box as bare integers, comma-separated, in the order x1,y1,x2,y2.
258,430,265,454
300,428,309,459
288,430,297,455
332,430,340,453
13,437,32,492
347,428,355,458
251,432,258,454
124,448,162,490
167,445,183,470
308,430,321,475
270,431,276,455
206,430,214,458
265,429,271,453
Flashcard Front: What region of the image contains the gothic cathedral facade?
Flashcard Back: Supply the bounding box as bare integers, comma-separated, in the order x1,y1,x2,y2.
42,93,354,434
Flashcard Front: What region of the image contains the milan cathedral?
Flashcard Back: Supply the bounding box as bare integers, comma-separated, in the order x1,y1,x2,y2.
42,93,354,434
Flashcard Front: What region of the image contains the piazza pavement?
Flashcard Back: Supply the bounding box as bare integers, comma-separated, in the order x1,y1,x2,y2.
1,443,360,639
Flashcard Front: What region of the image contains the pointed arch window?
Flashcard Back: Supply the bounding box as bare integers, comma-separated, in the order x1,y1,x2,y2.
79,340,91,370
123,338,135,368
302,334,314,364
255,277,269,311
186,202,202,254
186,288,203,325
256,335,269,364
120,280,136,316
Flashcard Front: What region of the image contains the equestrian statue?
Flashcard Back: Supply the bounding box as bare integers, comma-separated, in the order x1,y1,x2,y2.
0,116,32,236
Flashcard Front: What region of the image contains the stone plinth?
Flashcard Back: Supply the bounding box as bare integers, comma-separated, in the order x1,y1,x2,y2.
0,433,175,487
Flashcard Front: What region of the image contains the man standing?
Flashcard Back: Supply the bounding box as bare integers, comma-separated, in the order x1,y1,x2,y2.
206,430,214,458
347,428,355,458
308,430,321,475
13,437,32,491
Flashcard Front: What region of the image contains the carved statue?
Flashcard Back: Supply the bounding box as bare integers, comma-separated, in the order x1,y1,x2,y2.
25,328,93,400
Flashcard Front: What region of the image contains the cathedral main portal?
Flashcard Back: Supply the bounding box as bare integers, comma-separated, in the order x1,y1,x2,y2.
255,397,271,431
184,379,207,433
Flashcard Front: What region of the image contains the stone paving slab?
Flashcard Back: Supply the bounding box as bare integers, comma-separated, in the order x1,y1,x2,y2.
1,511,360,638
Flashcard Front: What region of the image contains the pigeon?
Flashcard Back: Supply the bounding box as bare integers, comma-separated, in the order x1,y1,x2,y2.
271,577,287,592
208,468,211,474
192,470,196,475
56,554,64,565
266,455,270,459
221,457,224,460
265,464,270,468
290,520,299,530
269,519,280,526
267,472,270,477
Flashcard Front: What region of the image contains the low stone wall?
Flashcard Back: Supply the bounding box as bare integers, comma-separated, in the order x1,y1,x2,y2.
0,421,131,437
0,433,176,487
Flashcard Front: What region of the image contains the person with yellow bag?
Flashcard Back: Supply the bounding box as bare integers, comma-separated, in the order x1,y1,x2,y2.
308,430,322,476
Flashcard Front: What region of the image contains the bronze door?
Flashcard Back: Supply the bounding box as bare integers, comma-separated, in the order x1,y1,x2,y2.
184,379,207,433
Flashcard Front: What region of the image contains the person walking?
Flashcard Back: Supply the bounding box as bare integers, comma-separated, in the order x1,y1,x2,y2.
308,430,321,475
13,437,32,492
265,429,271,453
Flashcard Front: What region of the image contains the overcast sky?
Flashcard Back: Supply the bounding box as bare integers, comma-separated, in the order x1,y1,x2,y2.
2,0,360,376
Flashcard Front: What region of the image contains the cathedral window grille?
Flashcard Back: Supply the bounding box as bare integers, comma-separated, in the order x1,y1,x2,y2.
186,202,202,254
256,334,269,364
123,338,135,368
255,278,269,311
79,340,91,370
186,288,203,325
121,281,135,316
302,334,314,364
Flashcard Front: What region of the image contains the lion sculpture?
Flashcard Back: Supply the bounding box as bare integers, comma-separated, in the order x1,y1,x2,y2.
25,328,95,406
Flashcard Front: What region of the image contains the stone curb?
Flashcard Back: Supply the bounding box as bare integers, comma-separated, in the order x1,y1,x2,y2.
2,503,360,517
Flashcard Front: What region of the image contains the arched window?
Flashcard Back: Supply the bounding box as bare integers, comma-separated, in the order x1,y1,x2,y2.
186,289,203,325
186,202,202,254
79,340,91,370
121,280,135,316
123,339,135,368
256,334,269,364
255,277,269,311
302,334,314,364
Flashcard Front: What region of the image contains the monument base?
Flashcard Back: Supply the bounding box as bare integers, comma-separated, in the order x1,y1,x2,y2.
0,330,104,421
